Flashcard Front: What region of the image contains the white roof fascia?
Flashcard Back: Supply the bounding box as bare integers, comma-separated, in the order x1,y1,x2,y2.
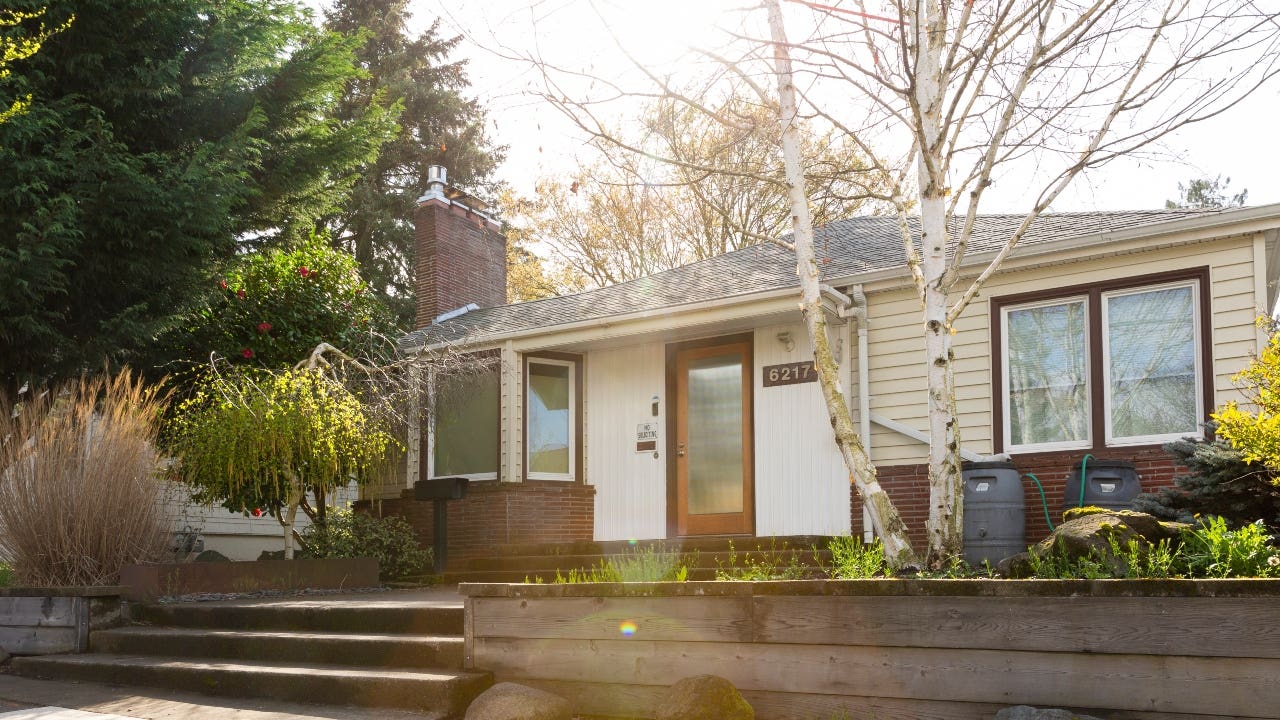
828,203,1280,289
408,285,802,353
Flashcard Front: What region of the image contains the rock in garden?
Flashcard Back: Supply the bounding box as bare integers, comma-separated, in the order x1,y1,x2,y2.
655,674,753,720
1032,510,1186,570
996,705,1104,720
464,682,571,720
194,549,230,563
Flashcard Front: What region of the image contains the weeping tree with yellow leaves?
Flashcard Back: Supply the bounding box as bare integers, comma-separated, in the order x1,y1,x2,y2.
168,363,394,559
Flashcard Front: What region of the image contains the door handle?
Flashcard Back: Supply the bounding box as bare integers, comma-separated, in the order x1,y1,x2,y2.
677,441,687,457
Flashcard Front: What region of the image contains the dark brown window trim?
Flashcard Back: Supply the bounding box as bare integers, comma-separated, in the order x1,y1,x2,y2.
522,350,585,484
664,332,755,539
990,266,1213,455
423,349,502,481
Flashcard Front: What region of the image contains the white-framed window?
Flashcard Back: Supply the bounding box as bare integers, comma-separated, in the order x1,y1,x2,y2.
526,357,576,481
998,275,1205,453
1002,295,1092,452
1101,281,1202,446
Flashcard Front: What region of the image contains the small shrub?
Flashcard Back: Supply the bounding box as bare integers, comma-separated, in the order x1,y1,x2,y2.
827,536,885,579
301,508,429,581
0,371,176,586
554,544,690,583
715,538,812,581
1179,516,1280,578
0,562,12,588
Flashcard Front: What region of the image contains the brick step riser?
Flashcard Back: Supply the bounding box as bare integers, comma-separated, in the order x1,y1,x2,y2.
11,655,488,715
461,550,834,572
132,604,463,635
91,629,463,670
484,535,838,557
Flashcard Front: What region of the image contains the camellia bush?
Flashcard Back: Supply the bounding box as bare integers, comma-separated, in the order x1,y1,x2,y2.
300,508,429,580
167,366,395,558
173,234,397,371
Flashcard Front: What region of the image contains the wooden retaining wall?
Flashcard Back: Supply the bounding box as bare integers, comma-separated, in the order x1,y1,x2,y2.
0,587,125,655
461,579,1280,720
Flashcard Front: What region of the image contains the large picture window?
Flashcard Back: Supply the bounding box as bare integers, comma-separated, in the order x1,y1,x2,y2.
432,365,500,479
525,355,580,481
995,270,1207,453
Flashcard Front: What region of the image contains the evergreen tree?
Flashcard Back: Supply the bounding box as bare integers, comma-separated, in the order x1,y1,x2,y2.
321,0,503,326
1133,426,1280,533
0,0,396,386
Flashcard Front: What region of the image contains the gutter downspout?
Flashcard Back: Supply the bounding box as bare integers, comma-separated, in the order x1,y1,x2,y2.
847,285,875,544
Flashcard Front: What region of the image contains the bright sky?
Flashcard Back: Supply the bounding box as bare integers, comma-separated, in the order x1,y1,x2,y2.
312,0,1280,212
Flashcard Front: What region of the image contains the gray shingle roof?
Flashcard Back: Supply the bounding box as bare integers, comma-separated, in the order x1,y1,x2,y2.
402,209,1220,348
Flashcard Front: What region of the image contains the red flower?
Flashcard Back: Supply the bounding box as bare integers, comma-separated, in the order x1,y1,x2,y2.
218,279,228,290
236,289,247,299
256,322,272,334
298,266,311,277
251,508,264,518
241,348,254,359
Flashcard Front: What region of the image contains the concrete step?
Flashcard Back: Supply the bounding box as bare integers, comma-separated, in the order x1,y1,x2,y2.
91,626,464,669
12,653,491,716
133,601,463,635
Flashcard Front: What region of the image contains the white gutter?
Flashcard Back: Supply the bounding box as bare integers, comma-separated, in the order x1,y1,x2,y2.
849,285,875,543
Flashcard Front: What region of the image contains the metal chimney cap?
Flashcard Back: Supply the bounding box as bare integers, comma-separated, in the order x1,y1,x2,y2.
427,165,447,189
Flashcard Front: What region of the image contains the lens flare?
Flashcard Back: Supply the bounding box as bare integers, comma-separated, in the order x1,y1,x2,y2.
619,621,638,637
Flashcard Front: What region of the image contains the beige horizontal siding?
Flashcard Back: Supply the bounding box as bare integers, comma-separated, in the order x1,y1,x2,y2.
865,236,1261,465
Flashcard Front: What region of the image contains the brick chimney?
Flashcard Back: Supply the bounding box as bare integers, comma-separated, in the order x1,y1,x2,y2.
414,165,507,329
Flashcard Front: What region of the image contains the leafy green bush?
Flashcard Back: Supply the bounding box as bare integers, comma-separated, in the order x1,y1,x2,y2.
1180,517,1280,578
301,508,429,581
0,562,12,588
827,536,886,579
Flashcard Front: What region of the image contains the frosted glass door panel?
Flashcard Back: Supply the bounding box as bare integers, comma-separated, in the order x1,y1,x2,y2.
686,353,744,515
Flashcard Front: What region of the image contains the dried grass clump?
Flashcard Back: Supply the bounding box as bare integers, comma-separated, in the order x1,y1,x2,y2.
0,371,175,586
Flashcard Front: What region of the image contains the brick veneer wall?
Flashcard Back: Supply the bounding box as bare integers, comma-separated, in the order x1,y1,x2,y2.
414,197,506,329
357,481,596,567
851,445,1185,550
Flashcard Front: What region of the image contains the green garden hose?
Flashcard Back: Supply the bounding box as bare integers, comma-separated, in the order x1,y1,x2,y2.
1077,453,1094,509
1023,473,1055,531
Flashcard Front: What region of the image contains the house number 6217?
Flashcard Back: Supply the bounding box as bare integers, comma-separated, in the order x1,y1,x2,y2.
763,361,818,387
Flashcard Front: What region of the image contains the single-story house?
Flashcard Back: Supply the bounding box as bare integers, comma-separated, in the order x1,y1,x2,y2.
366,166,1280,560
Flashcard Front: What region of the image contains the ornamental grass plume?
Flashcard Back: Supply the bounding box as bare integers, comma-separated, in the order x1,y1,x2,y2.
0,370,175,586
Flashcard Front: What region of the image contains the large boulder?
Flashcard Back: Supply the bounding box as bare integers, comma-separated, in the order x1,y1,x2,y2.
996,705,1104,720
998,510,1188,578
464,682,571,720
656,675,753,720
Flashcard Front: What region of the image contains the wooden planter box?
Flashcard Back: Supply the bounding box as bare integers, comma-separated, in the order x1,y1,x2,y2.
119,557,379,601
0,587,126,655
461,579,1280,720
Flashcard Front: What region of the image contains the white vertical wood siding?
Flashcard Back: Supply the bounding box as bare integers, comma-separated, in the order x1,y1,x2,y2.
864,236,1261,465
752,323,853,536
587,342,668,541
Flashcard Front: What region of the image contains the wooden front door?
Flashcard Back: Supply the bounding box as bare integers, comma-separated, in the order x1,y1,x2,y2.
672,338,754,536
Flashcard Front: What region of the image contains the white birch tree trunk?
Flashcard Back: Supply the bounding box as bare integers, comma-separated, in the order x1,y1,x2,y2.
280,479,305,560
912,0,964,569
766,0,917,569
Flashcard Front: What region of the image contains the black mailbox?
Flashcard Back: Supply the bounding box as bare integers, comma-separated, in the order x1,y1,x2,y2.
415,477,470,501
413,477,470,574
